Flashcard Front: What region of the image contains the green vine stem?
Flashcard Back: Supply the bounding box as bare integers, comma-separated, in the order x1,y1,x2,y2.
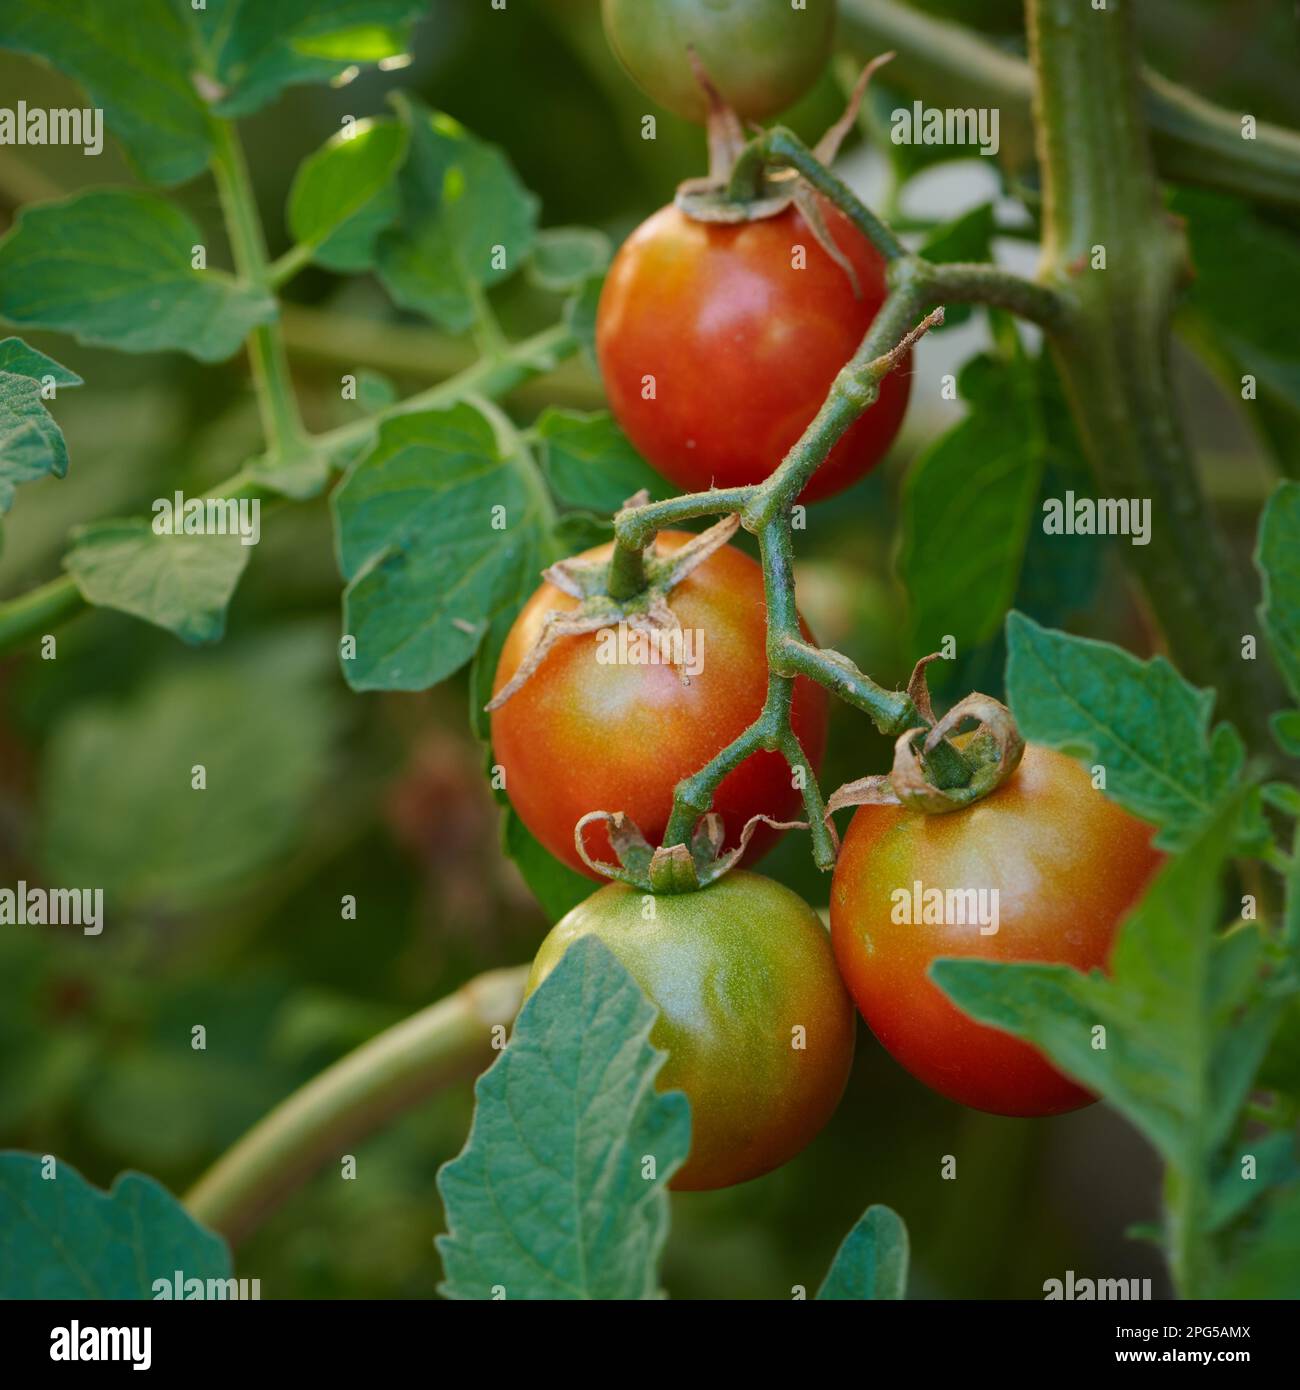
1027,0,1285,751
839,0,1300,212
185,966,529,1246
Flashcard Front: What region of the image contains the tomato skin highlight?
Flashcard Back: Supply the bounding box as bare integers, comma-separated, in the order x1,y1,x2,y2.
830,745,1164,1117
491,533,828,878
601,0,835,125
596,201,911,504
525,871,856,1190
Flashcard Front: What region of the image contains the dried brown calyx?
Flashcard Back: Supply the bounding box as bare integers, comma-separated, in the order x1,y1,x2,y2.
485,507,740,713
827,654,1027,817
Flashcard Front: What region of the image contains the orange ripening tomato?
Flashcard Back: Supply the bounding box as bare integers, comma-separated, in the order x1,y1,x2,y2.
830,745,1164,1117
491,533,827,877
596,198,911,504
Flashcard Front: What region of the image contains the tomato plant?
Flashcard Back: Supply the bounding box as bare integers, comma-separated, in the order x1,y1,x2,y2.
601,0,835,124
597,198,911,502
831,744,1165,1116
491,531,828,876
525,871,855,1190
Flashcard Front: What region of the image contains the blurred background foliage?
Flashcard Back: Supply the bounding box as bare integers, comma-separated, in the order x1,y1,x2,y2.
0,0,1294,1298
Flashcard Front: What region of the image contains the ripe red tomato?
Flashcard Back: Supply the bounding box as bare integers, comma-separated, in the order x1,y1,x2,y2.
596,199,911,504
830,745,1164,1117
491,532,827,878
601,0,835,125
525,871,856,1190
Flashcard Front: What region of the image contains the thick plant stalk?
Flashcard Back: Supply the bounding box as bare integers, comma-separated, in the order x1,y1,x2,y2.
1027,0,1284,751
185,966,529,1247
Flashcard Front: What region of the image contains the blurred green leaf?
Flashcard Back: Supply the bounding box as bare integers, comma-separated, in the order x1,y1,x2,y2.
527,226,613,293
564,276,604,368
40,631,339,910
1214,1183,1300,1298
1005,612,1245,849
436,937,690,1299
208,0,425,118
0,1,212,184
1256,481,1300,705
817,1204,909,1300
503,810,592,924
536,408,664,513
288,117,408,272
64,519,251,645
0,339,82,513
932,799,1281,1177
0,1152,230,1298
332,402,544,690
899,355,1045,658
0,191,276,362
377,96,539,332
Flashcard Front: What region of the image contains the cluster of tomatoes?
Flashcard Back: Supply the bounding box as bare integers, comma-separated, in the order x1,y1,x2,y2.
491,1,1164,1191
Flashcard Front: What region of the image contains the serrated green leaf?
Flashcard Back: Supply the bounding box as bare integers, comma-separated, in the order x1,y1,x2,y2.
527,226,612,293
1256,481,1300,705
1005,612,1245,848
931,800,1280,1176
817,1204,909,1300
209,1,424,118
376,97,538,332
0,1,212,185
436,937,690,1300
0,1151,230,1298
0,191,276,362
40,629,339,909
503,809,593,923
900,356,1045,657
0,338,82,513
332,402,545,691
288,117,408,272
536,408,664,513
64,518,251,645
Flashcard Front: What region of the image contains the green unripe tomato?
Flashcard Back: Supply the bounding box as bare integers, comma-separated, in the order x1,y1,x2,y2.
601,0,835,125
524,871,855,1191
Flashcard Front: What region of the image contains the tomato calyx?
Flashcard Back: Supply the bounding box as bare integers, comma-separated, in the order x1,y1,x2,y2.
574,808,804,893
827,654,1027,817
484,508,740,713
674,51,894,238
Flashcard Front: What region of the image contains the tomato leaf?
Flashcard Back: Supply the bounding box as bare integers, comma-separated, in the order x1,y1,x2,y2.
0,1152,230,1298
436,937,690,1300
287,118,409,272
536,409,665,514
207,0,425,119
376,97,539,333
64,519,251,645
0,339,82,513
930,798,1283,1180
40,628,340,910
918,203,995,329
0,1,212,185
1256,481,1300,707
332,402,545,691
0,191,276,362
1005,612,1245,849
527,226,612,293
817,1204,909,1300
